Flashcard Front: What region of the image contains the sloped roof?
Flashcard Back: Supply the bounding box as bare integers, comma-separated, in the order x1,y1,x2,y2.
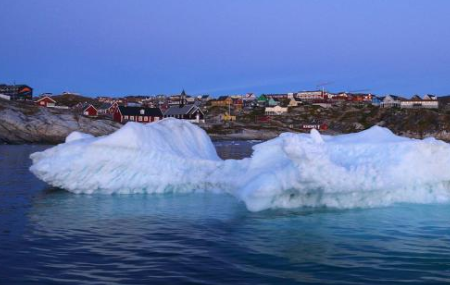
98,103,112,110
387,95,407,101
118,106,163,117
217,96,230,101
410,95,422,101
164,104,203,116
36,96,56,103
81,103,96,110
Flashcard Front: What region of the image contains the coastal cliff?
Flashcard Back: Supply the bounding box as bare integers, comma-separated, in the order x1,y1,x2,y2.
205,104,450,142
2,99,450,144
0,100,120,144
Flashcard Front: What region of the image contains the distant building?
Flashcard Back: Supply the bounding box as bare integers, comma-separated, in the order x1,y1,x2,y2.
219,112,236,122
114,106,163,123
197,95,211,102
371,96,384,106
380,95,406,108
267,97,279,107
164,104,205,123
264,93,289,100
0,84,33,100
168,90,191,107
211,96,233,107
296,90,327,102
265,106,288,115
288,98,299,107
98,102,119,115
35,96,56,107
400,95,439,109
424,94,438,101
243,93,257,108
82,104,98,117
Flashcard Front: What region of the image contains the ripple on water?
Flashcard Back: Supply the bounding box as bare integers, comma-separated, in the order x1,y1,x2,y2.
1,144,450,284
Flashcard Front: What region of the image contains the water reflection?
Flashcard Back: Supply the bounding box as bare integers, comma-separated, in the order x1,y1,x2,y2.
3,143,450,284
24,186,450,284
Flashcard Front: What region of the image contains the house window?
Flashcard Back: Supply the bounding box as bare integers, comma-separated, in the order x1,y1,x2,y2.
124,115,128,120
138,116,143,122
154,117,159,121
144,116,148,122
130,116,135,120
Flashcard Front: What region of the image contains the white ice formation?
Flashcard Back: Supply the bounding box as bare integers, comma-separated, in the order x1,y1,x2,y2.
30,118,450,211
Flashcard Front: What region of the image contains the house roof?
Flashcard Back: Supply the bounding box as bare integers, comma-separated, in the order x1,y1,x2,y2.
164,104,203,116
82,103,97,111
36,96,56,103
118,106,163,117
98,103,113,110
217,96,230,101
297,90,322,93
265,93,288,97
424,94,437,100
387,95,407,101
410,95,422,101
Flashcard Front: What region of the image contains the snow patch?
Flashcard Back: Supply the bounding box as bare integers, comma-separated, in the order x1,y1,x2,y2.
65,131,95,143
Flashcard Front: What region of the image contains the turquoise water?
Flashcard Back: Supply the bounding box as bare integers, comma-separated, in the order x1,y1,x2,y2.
1,144,450,284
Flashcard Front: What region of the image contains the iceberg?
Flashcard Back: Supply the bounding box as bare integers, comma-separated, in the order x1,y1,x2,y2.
30,118,450,212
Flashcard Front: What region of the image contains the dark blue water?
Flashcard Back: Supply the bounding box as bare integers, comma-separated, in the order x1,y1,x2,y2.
1,143,450,284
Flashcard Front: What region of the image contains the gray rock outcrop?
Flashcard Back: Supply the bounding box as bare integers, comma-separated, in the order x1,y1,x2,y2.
0,100,120,144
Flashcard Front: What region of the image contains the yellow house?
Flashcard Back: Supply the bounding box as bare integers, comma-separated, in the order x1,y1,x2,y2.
220,112,236,121
211,96,233,107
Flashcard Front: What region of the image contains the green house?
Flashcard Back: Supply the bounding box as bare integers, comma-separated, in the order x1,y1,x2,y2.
257,95,267,103
268,97,278,107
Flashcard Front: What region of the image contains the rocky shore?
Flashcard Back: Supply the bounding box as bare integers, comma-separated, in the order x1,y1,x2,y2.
1,99,450,144
0,100,120,144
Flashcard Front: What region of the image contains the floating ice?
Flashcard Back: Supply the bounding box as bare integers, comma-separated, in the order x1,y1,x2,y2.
30,119,450,212
65,131,95,143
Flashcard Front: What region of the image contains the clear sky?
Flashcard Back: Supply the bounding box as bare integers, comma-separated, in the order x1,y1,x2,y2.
1,0,449,97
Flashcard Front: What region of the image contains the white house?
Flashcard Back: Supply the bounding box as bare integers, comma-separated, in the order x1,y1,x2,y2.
400,95,439,109
424,94,438,101
287,98,299,107
265,106,288,115
296,91,326,102
380,95,406,108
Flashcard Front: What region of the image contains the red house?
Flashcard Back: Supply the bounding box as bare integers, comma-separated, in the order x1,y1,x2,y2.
82,104,98,117
35,96,56,107
98,102,119,115
114,106,163,124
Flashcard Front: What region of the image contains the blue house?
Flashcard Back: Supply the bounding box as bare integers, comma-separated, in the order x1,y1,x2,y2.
371,96,384,106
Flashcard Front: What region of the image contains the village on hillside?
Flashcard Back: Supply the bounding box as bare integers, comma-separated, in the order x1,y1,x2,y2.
1,83,449,136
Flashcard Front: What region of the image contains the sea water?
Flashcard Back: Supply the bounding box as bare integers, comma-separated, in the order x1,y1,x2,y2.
1,143,450,284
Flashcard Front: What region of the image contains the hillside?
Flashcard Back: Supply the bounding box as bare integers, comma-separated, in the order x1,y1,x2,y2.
0,100,120,144
205,104,450,141
51,94,99,107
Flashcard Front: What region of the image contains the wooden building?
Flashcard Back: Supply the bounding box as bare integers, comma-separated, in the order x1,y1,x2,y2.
114,106,163,123
35,96,56,107
164,104,205,123
82,104,98,117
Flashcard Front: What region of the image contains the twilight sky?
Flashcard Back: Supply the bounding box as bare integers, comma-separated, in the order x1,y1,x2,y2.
1,0,449,97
